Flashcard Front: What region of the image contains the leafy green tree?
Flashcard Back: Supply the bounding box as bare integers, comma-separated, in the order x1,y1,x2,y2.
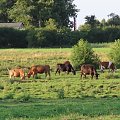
71,39,100,69
7,0,78,28
8,0,34,28
78,24,91,31
51,0,78,28
0,0,15,22
44,18,58,30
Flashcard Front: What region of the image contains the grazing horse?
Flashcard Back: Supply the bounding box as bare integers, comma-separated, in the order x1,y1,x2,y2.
7,68,25,80
99,61,116,72
80,64,99,79
27,65,51,79
55,61,76,75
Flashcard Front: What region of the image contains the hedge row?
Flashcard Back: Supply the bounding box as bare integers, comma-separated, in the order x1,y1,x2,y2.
0,27,120,48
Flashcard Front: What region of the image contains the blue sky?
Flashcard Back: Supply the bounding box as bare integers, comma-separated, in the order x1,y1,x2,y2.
73,0,120,28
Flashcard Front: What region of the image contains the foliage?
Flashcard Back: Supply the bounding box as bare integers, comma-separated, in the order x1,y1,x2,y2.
107,13,120,26
26,27,81,48
0,28,27,48
1,0,78,28
44,18,58,30
84,15,100,28
71,39,100,69
8,0,35,28
109,39,120,67
0,0,15,22
0,25,120,48
26,28,58,47
79,25,120,43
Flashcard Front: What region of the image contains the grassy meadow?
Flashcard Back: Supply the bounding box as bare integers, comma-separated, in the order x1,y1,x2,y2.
0,43,120,120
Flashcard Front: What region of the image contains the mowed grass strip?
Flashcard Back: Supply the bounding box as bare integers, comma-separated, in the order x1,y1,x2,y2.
0,98,120,120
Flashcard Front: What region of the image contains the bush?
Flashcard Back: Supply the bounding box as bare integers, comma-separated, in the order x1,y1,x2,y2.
0,28,27,48
71,39,100,69
109,39,120,68
27,28,58,47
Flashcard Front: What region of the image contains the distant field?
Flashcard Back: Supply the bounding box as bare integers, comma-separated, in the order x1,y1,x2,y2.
0,47,110,72
0,45,120,120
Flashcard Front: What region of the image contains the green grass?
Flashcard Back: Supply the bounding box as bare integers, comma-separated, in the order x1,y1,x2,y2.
0,46,120,119
0,72,120,100
0,98,120,120
0,47,109,74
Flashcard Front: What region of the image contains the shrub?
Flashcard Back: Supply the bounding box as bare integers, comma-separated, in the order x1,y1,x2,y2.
71,39,100,69
0,28,27,48
109,39,120,68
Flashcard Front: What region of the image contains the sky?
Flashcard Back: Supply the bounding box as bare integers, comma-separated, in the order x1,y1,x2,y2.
73,0,120,28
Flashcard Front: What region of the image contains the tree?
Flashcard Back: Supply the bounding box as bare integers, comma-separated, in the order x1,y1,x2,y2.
84,15,100,28
44,18,58,30
8,0,34,28
71,39,100,69
107,13,120,26
7,0,78,28
0,0,15,22
51,0,78,28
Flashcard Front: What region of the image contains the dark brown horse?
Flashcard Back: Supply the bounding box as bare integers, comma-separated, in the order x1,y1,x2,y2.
55,61,76,75
80,64,99,79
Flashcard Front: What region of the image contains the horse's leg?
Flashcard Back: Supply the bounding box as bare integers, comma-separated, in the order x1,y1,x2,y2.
33,72,37,78
45,72,47,78
67,70,69,74
81,73,84,79
58,70,60,75
47,71,51,79
91,74,93,79
55,68,59,75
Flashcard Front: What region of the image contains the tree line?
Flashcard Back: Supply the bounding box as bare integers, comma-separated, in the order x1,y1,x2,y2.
0,25,120,48
0,0,120,48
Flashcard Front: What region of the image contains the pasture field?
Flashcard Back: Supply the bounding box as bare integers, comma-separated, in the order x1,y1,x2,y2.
0,45,120,120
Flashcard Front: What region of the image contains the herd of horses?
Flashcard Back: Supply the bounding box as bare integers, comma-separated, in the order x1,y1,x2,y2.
7,61,116,80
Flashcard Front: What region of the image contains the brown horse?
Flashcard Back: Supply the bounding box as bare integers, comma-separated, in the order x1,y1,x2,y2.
27,65,51,79
80,64,99,79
